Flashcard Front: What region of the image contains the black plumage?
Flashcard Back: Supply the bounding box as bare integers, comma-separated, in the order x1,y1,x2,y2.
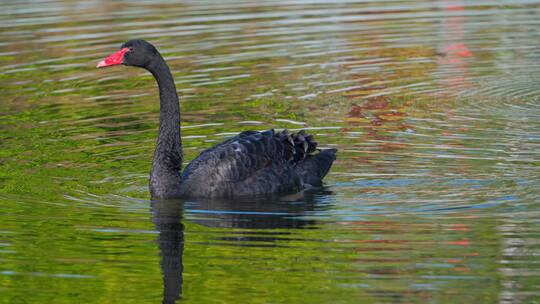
180,129,337,198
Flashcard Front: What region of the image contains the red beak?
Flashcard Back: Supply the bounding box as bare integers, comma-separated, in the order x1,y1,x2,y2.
96,48,129,68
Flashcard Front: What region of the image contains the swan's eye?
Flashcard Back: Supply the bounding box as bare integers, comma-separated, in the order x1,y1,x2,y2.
128,47,134,52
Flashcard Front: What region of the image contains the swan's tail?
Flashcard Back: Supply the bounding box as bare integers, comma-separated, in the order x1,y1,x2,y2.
279,130,337,186
294,148,337,187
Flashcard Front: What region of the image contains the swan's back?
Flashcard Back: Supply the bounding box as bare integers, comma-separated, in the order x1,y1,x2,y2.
179,129,336,198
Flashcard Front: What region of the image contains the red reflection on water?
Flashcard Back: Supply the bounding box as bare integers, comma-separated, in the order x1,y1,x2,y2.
445,43,472,58
446,223,471,231
437,0,473,94
447,4,464,11
446,239,470,246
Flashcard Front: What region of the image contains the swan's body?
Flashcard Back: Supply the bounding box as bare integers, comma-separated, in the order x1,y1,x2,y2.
98,39,337,199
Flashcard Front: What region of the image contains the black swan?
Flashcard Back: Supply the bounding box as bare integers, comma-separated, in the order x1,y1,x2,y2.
97,39,337,199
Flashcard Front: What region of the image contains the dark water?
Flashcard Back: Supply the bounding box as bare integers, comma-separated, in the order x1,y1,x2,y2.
1,0,540,303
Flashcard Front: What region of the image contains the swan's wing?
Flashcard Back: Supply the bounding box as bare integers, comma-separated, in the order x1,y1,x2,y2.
182,130,286,179
180,130,296,196
180,129,336,197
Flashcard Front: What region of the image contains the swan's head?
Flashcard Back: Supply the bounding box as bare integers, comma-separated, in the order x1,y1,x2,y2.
97,39,160,69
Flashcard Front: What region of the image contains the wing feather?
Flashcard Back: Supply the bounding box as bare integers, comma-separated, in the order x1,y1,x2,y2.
179,129,335,197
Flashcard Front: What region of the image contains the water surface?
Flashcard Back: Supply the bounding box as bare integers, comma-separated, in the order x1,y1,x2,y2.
1,0,540,303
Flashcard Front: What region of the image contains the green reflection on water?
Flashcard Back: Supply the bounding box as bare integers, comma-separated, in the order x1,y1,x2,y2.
2,0,540,303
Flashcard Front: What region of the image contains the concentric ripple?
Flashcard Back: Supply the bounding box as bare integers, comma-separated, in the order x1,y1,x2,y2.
1,0,540,303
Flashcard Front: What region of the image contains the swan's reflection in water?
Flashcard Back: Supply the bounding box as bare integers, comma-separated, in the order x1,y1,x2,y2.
151,189,333,303
152,200,185,304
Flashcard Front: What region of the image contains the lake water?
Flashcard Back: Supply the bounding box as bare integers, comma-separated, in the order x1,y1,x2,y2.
1,0,540,303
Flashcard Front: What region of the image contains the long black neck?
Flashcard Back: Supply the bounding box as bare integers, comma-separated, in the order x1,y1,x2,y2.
148,56,183,199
